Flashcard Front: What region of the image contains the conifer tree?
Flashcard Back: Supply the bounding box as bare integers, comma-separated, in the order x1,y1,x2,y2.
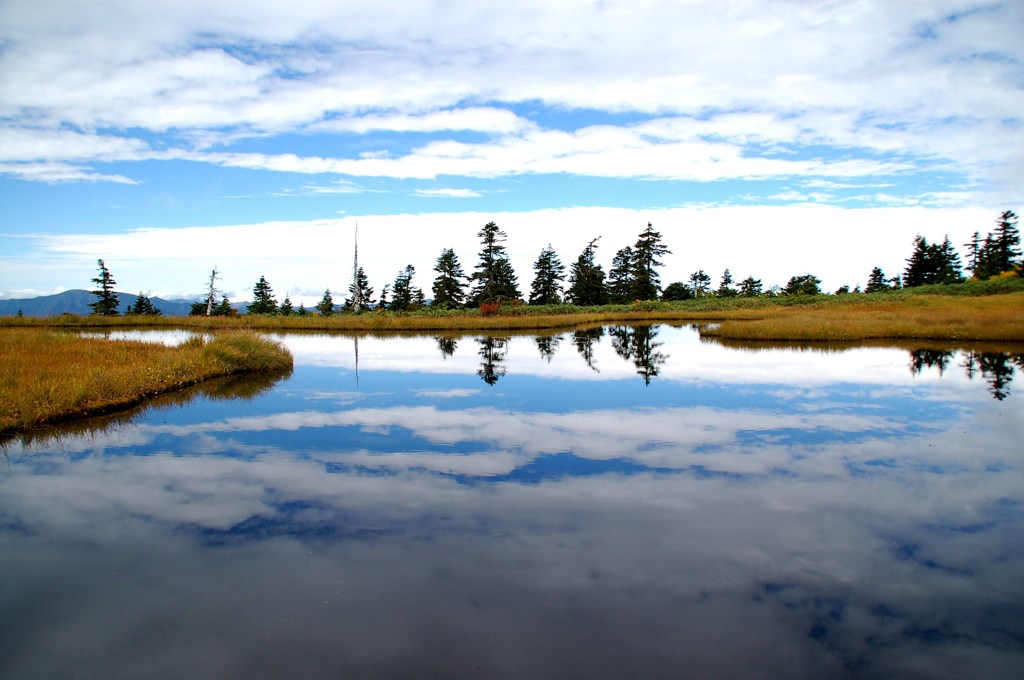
248,275,278,314
631,222,671,300
469,221,520,304
607,246,635,303
126,292,161,315
661,282,692,301
346,267,375,309
528,244,566,305
567,238,607,306
738,276,762,297
390,265,423,311
89,259,120,316
688,270,711,297
866,267,890,293
316,289,335,316
716,269,737,297
990,210,1021,274
783,274,822,296
431,248,467,309
279,296,294,316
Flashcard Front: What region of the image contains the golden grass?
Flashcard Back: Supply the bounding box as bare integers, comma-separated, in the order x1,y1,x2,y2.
0,329,292,435
700,293,1024,342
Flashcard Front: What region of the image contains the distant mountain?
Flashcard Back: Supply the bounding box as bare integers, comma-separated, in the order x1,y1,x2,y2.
0,290,220,317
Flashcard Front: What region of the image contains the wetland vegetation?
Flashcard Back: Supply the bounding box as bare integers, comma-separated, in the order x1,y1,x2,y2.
0,329,292,436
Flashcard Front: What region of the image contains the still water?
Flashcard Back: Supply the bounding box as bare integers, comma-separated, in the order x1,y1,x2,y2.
2,325,1022,679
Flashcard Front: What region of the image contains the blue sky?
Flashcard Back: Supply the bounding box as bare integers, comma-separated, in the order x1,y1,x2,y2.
1,0,1021,303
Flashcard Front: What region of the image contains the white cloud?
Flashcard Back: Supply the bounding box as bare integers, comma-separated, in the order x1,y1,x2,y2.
413,188,482,198
0,0,1020,191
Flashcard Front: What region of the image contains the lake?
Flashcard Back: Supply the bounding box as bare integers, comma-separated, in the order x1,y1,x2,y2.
2,325,1022,679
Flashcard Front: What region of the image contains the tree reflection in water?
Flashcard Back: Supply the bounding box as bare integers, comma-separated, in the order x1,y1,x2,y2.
477,336,509,385
912,349,1024,401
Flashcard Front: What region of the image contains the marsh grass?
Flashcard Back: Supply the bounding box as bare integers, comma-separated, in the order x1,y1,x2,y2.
0,329,292,435
700,293,1024,342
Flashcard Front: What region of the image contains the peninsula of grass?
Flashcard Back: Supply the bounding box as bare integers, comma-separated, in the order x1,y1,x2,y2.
0,329,292,436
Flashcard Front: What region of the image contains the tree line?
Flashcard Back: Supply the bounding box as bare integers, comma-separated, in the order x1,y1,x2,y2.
87,210,1020,316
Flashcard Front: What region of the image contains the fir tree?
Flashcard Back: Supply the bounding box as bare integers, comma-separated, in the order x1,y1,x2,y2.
126,292,160,315
390,265,423,311
346,267,375,309
606,246,635,303
738,276,762,297
783,274,822,296
903,235,962,286
631,222,671,300
866,267,890,293
990,210,1021,275
316,289,335,316
469,221,520,304
279,296,294,316
528,244,566,305
248,275,278,314
688,270,711,297
716,269,737,297
566,238,607,306
431,248,467,309
661,282,692,301
214,296,234,316
89,259,120,316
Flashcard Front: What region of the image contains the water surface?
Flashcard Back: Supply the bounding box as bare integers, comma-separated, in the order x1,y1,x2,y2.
2,326,1022,678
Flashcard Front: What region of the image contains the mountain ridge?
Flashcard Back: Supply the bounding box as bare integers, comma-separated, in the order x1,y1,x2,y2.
0,290,244,317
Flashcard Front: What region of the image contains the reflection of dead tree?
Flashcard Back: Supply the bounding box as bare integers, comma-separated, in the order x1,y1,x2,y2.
477,336,509,385
573,328,603,373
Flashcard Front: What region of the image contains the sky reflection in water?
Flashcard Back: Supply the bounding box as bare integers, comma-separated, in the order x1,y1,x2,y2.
1,326,1022,679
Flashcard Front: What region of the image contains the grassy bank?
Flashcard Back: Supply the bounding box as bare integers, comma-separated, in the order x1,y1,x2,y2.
0,329,292,436
2,278,1023,340
700,292,1024,342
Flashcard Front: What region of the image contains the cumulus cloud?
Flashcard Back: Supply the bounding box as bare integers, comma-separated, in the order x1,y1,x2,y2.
0,0,1020,190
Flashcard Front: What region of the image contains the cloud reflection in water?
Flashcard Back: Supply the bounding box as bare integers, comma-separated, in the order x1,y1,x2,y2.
1,326,1021,679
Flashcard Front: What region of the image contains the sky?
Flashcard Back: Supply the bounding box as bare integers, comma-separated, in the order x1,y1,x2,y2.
1,0,1022,304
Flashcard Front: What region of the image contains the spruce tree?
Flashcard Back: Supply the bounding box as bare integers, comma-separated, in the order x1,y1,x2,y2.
248,275,278,314
991,210,1021,274
279,296,294,316
866,267,890,293
607,246,635,303
716,269,737,297
661,282,692,301
432,248,467,309
631,222,671,300
566,238,607,306
688,270,711,297
528,244,566,305
738,276,762,297
390,265,423,311
346,267,375,309
784,274,822,296
127,292,160,315
316,289,335,316
89,259,120,316
902,235,931,287
469,221,520,304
